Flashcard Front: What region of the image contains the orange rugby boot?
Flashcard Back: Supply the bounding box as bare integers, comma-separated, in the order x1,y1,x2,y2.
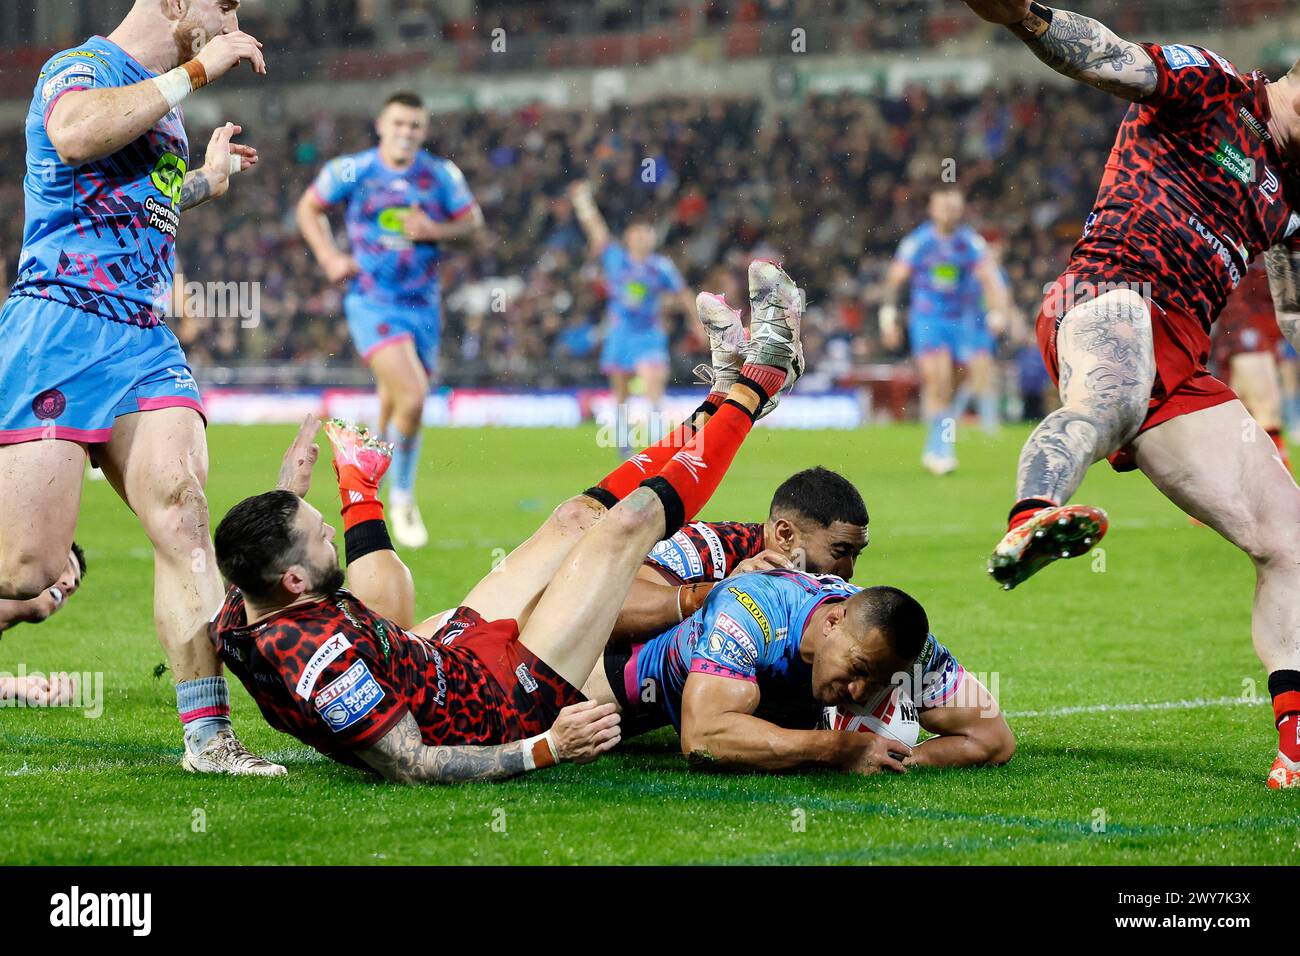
988,503,1108,591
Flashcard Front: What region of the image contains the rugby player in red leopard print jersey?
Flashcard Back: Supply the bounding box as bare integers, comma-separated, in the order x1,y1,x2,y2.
962,1,1300,788
210,262,814,783
611,466,870,643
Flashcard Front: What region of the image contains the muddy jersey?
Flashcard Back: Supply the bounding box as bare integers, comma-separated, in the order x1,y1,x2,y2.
644,520,765,584
211,588,525,766
1067,43,1300,330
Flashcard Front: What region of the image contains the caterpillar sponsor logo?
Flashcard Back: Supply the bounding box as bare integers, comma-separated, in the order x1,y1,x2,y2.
50,886,151,937
726,587,770,641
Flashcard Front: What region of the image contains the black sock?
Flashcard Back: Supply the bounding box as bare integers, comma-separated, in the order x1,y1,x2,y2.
1268,670,1300,699
1008,498,1058,524
344,519,394,565
639,475,686,539
582,486,619,510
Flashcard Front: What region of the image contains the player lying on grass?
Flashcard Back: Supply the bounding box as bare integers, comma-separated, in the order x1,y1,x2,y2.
578,290,1011,773
960,0,1300,788
209,261,805,783
585,569,1013,774
0,544,86,707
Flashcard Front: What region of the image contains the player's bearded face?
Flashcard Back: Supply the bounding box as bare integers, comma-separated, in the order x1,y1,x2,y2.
303,550,345,596
173,1,228,63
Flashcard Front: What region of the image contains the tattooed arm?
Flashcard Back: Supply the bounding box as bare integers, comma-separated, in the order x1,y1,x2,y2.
179,171,214,211
357,712,529,784
1264,244,1300,350
356,701,622,784
962,2,1157,102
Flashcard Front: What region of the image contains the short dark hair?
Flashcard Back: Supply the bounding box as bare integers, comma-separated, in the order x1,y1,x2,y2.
846,586,929,664
770,467,868,528
70,542,86,582
214,491,304,598
382,91,425,112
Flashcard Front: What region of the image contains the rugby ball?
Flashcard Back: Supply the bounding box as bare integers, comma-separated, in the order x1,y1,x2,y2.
823,685,920,749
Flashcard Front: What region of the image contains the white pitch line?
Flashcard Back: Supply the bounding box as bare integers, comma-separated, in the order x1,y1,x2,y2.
1007,695,1266,719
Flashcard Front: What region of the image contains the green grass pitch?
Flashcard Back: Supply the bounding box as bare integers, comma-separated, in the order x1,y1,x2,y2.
0,422,1295,865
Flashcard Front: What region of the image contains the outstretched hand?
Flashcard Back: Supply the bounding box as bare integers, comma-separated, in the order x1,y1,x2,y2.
277,414,321,497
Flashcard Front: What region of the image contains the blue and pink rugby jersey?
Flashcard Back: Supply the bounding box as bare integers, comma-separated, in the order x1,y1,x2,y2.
310,148,476,311
12,36,189,328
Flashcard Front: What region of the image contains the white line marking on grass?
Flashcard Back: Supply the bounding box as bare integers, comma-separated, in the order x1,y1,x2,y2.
1007,695,1266,718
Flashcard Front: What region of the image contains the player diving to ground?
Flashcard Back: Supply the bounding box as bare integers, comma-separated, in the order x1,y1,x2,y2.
0,0,282,774
298,92,485,549
961,0,1300,788
209,262,805,783
584,569,1014,774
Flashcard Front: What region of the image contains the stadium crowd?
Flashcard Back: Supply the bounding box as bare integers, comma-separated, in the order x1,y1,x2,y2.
0,81,1128,392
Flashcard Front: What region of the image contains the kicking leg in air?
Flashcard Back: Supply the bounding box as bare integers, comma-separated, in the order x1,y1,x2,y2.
989,288,1154,589
510,259,805,687
451,262,800,640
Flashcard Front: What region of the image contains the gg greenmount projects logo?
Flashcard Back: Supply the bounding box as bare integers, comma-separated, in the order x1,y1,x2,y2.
146,153,186,237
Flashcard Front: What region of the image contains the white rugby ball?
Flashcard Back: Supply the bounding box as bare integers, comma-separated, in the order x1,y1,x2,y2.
823,685,920,749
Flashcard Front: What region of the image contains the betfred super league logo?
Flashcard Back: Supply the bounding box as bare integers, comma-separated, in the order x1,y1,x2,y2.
32,388,66,421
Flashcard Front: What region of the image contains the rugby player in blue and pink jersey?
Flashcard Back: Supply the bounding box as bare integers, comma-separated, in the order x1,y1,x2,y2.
298,92,484,549
587,571,1014,775
0,0,282,775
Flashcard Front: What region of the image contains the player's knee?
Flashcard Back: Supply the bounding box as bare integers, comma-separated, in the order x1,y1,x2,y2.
1247,513,1300,569
391,391,424,428
0,548,66,601
147,470,211,543
552,495,604,536
982,723,1016,766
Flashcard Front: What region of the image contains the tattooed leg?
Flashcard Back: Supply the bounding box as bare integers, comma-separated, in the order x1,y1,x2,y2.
1015,289,1155,503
